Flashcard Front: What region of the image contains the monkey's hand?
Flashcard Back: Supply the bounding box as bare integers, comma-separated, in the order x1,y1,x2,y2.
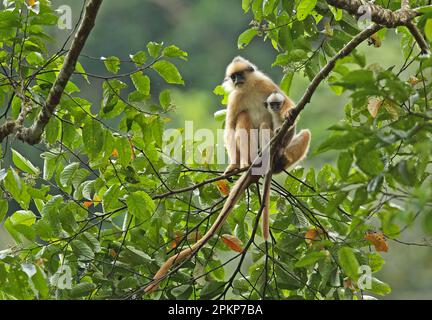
224,164,239,176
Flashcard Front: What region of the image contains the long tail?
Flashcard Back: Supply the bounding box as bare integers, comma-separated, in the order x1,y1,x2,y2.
144,171,255,293
262,171,272,242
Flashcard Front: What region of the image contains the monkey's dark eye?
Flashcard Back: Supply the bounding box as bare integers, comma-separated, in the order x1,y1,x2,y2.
270,102,281,108
230,71,243,82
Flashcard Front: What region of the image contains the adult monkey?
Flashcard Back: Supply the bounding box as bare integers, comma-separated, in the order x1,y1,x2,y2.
145,57,307,293
223,56,278,174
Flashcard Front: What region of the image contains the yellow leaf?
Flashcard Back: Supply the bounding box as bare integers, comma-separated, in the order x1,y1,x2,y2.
304,228,324,245
408,76,420,86
171,232,183,249
108,249,118,258
111,148,119,158
365,231,388,252
382,99,399,120
27,0,36,6
128,138,136,160
324,21,333,36
215,180,230,196
221,234,243,253
83,201,93,208
368,33,382,48
367,97,383,118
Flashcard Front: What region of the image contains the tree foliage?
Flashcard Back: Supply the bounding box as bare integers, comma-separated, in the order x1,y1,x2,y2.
0,0,431,300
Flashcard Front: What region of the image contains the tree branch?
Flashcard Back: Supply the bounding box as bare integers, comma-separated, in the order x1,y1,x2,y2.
326,0,430,54
0,0,103,144
145,24,384,295
275,24,382,147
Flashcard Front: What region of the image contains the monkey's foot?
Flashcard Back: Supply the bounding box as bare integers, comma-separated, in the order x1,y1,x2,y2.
224,164,239,176
240,163,250,170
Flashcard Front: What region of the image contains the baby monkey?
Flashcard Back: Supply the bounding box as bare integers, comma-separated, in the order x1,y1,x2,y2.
261,91,311,241
264,91,311,173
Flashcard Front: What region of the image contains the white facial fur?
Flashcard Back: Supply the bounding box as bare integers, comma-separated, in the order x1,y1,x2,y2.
266,92,285,105
266,92,285,129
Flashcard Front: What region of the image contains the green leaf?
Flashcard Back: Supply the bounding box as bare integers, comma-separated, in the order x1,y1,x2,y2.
329,6,343,21
425,19,432,43
337,151,353,179
70,240,95,261
119,246,153,266
280,72,294,95
297,0,317,21
162,45,188,60
4,169,30,209
75,62,89,83
31,266,49,299
147,42,163,58
263,0,276,16
126,191,156,220
102,184,121,212
335,70,375,90
12,149,40,175
355,144,384,176
275,264,305,290
10,210,36,226
0,199,7,222
200,281,225,300
82,119,104,160
130,51,147,65
338,247,360,280
171,285,192,300
69,282,97,298
159,89,171,109
295,251,327,268
370,277,391,296
237,28,258,49
45,116,60,145
26,52,44,66
60,162,80,188
242,0,253,12
130,71,150,96
102,56,120,74
214,110,227,122
367,253,385,273
151,60,184,85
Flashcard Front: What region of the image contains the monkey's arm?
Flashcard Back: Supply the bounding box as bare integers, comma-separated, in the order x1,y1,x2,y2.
235,111,254,169
224,116,239,174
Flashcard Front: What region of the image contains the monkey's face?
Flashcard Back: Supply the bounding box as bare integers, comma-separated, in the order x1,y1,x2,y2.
225,58,255,88
264,100,283,113
228,68,254,87
230,71,246,86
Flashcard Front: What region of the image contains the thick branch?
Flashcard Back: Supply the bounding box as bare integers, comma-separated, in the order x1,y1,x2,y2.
326,0,429,54
8,0,103,144
326,0,417,27
401,0,410,11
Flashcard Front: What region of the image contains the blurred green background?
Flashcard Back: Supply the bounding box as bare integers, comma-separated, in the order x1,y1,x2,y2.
1,0,431,299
